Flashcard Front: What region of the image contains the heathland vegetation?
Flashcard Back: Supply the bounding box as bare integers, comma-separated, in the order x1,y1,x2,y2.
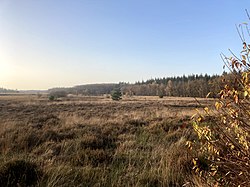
0,95,208,186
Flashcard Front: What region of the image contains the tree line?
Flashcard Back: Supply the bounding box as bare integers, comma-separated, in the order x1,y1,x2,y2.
122,74,226,98
0,88,19,93
48,73,230,98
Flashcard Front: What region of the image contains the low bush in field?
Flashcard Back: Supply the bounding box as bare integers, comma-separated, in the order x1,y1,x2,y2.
48,91,67,100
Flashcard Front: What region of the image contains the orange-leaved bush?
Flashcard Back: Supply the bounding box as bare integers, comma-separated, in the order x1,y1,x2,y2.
189,21,250,186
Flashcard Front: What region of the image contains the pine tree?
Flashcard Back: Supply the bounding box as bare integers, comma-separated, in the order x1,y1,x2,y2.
111,88,122,101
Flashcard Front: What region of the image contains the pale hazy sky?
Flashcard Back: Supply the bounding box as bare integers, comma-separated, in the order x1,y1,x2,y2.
0,0,250,90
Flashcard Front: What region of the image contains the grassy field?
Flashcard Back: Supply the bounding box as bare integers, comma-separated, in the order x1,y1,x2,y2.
0,95,214,187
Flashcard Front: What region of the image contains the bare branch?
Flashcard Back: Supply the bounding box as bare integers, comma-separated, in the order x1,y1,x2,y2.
246,9,250,20
228,49,241,61
240,24,245,41
236,24,244,42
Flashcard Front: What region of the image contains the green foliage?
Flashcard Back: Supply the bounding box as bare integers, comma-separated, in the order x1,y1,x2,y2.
111,88,122,101
191,22,250,186
48,90,67,101
158,93,164,98
49,95,55,101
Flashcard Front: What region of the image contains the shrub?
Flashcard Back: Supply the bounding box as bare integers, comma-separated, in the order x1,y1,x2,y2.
49,95,55,101
190,19,250,186
158,88,165,98
111,88,122,101
158,93,164,98
49,91,67,99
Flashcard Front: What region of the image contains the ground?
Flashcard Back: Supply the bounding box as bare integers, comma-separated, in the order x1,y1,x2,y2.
0,95,213,187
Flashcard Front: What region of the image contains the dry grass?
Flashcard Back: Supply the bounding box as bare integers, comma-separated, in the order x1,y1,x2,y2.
0,95,212,186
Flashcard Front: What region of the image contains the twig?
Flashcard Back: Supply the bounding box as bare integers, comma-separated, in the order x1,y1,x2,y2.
228,49,241,61
236,24,244,42
246,9,250,20
240,24,245,42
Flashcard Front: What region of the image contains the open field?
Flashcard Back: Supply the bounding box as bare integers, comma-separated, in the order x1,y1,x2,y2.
0,95,214,187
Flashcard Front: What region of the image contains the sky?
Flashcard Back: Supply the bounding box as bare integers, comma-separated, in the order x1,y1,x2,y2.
1,0,250,90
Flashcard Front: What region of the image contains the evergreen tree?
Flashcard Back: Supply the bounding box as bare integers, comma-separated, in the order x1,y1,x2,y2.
111,88,122,101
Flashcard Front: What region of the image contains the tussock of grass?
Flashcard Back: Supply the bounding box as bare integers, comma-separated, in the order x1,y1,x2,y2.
0,159,42,187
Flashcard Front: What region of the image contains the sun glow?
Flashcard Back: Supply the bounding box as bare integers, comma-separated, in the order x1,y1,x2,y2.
0,62,12,82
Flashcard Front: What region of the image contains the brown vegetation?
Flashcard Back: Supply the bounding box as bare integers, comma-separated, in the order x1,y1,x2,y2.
0,95,212,186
